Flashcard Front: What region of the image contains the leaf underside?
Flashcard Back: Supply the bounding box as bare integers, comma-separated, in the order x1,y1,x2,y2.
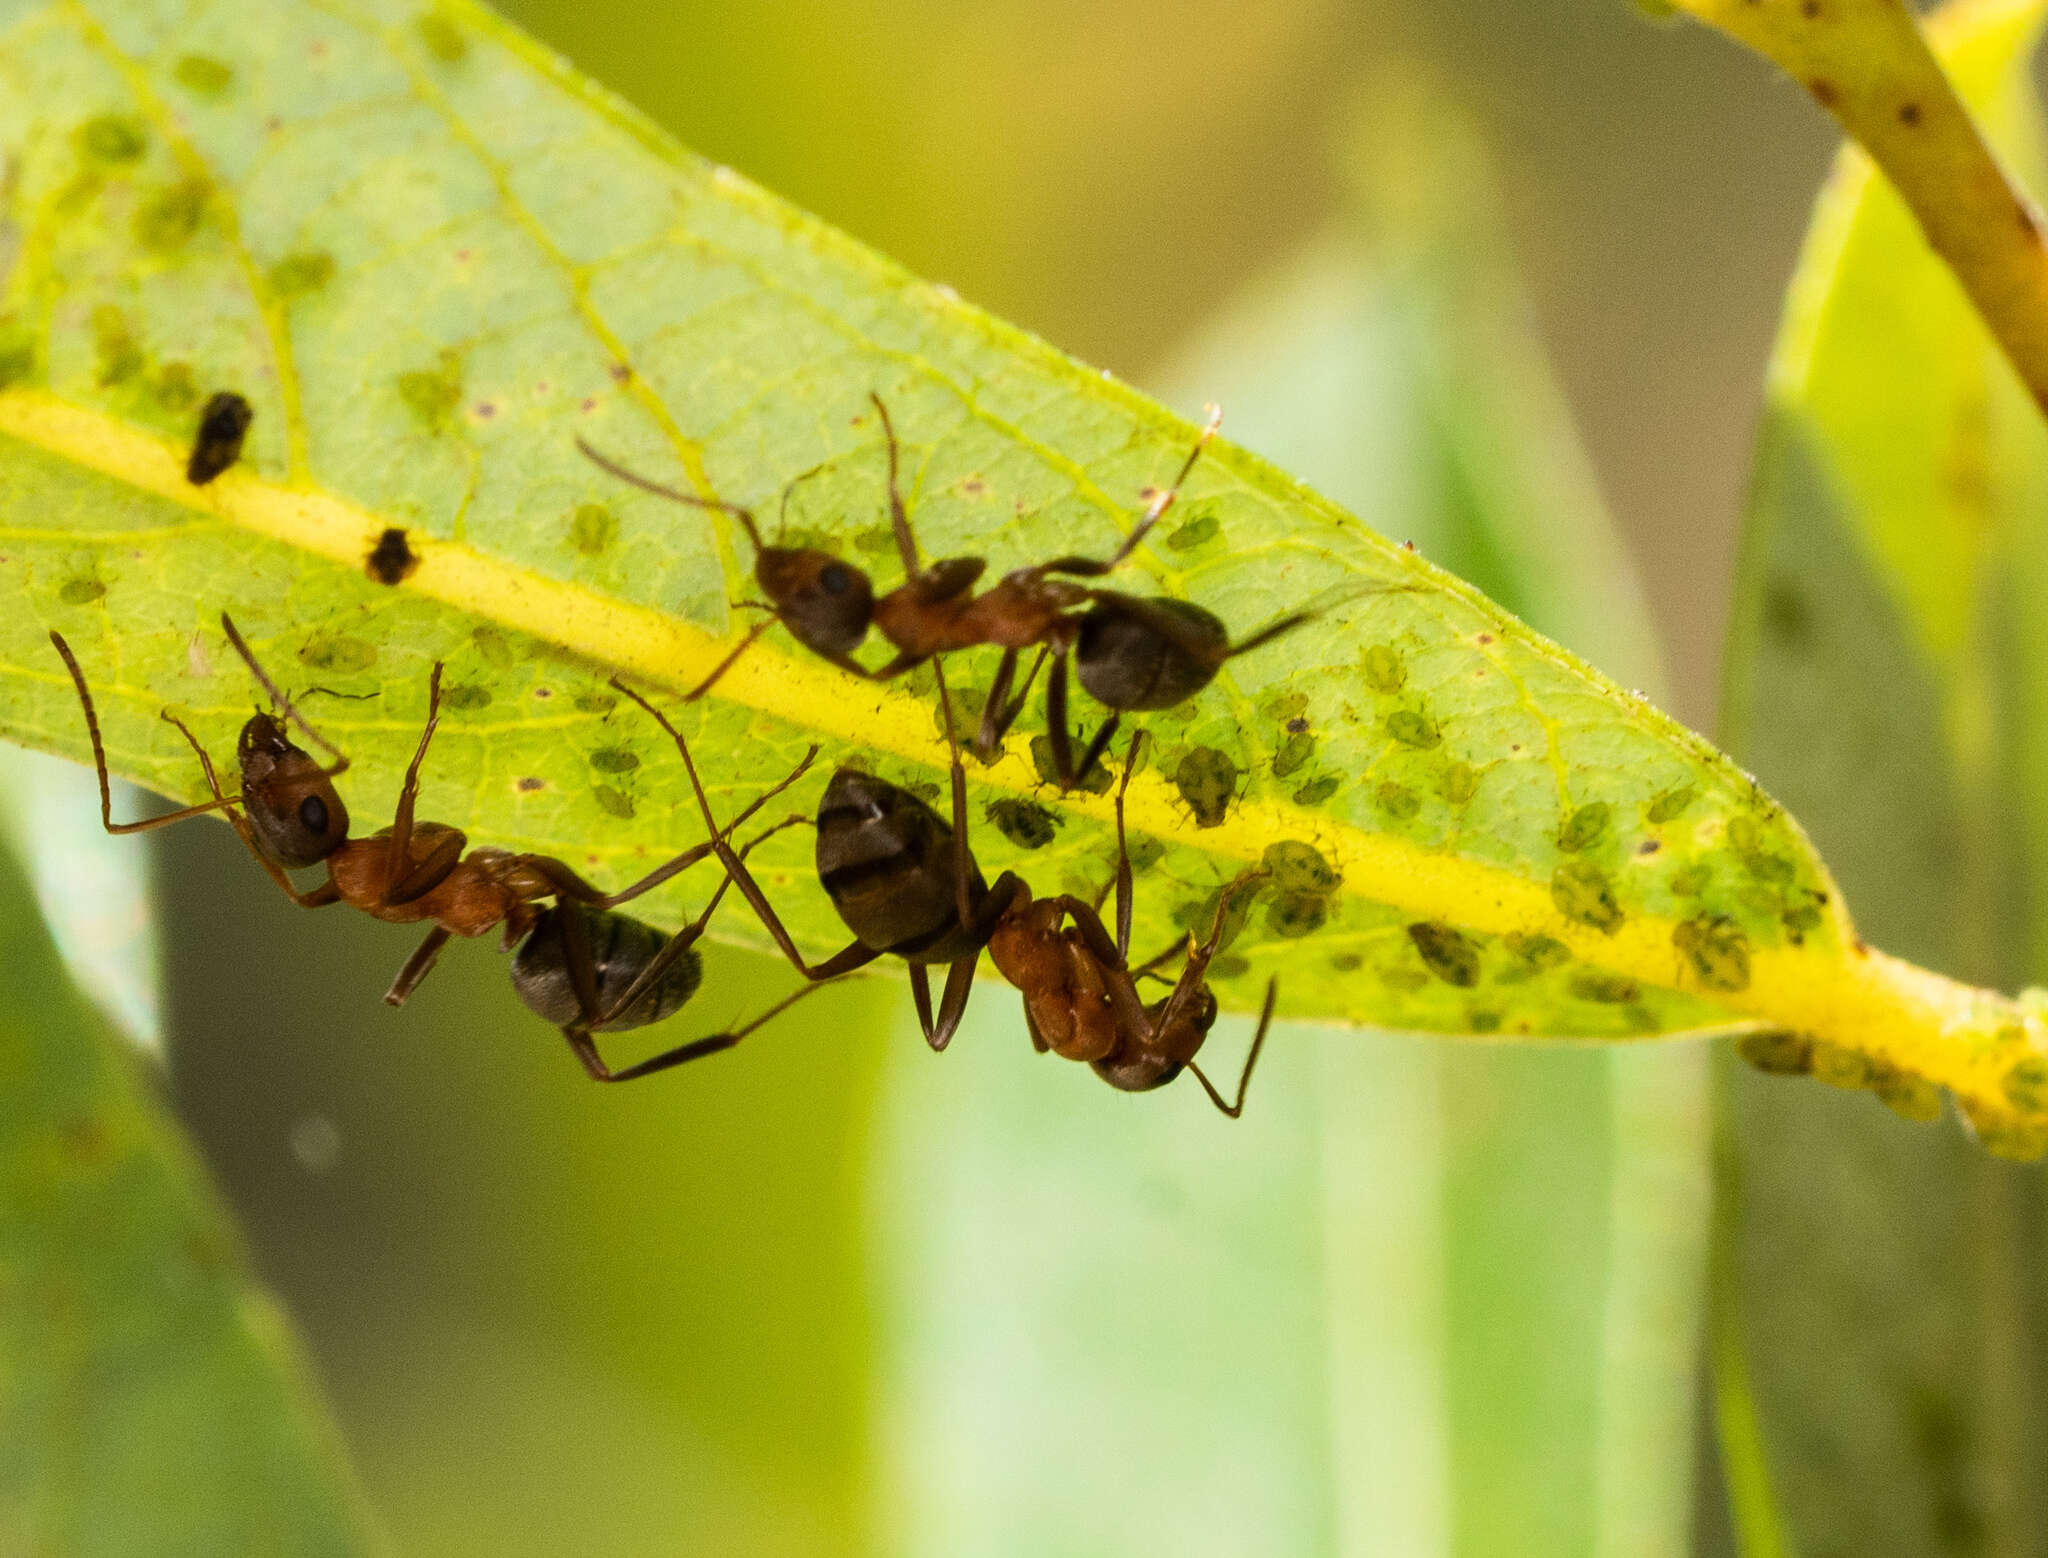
0,0,1846,1043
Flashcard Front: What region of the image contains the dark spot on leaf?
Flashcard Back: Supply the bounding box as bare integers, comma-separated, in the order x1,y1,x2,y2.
135,177,210,251
1670,863,1710,897
516,776,545,793
365,527,417,585
1364,644,1405,694
441,684,490,710
1557,801,1611,853
91,305,141,387
568,502,619,556
269,249,335,297
155,361,197,411
186,391,252,484
1173,748,1237,827
609,362,633,383
1783,903,1823,937
986,798,1061,850
415,10,467,60
1286,717,1309,735
1291,775,1340,806
573,690,617,715
1646,785,1694,824
76,115,146,164
398,353,463,427
1898,101,1920,126
1637,839,1660,856
1329,953,1361,973
1468,1009,1502,1034
472,626,514,668
1271,732,1314,777
1674,914,1751,992
1807,78,1835,107
2004,1056,2048,1113
1386,710,1439,749
590,747,639,774
1164,512,1219,552
593,784,634,819
174,54,234,95
1801,0,1821,16
59,577,106,606
1375,782,1419,821
1552,861,1623,933
1262,841,1337,896
1569,971,1638,1004
1439,762,1479,806
1762,577,1811,647
1265,893,1327,938
299,634,376,674
1738,1030,1813,1076
1409,922,1480,987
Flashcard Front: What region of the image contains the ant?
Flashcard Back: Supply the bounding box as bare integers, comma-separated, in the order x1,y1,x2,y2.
579,396,1320,787
611,666,1275,1112
51,618,822,1079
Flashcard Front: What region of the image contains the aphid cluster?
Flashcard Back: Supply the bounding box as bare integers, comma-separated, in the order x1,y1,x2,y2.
56,396,1318,1115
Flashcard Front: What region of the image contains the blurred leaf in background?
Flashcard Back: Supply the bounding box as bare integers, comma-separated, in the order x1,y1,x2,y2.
1716,0,2048,1551
0,795,374,1552
864,73,1708,1558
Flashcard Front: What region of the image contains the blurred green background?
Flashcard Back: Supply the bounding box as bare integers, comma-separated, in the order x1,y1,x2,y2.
33,1,1885,1553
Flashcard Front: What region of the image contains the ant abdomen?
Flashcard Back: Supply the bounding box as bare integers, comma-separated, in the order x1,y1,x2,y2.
816,768,990,963
512,903,703,1032
234,712,351,866
1075,597,1229,711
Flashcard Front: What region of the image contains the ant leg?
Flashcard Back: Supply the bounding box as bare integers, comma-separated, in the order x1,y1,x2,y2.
973,648,1022,760
930,656,976,931
908,963,936,1042
158,711,341,910
867,393,923,578
568,978,835,1083
384,925,452,1007
685,615,777,701
49,632,244,832
923,950,982,1053
218,614,350,777
1188,978,1277,1120
1110,729,1146,959
380,663,447,887
1071,714,1123,794
980,645,1052,756
1045,651,1077,787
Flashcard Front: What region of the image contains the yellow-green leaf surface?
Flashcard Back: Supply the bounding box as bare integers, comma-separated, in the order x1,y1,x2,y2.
0,0,2036,1107
0,813,376,1551
1717,0,2048,1548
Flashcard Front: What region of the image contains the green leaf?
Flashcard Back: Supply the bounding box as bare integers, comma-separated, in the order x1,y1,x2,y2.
871,81,1708,1558
1717,0,2048,1549
0,0,2038,1110
0,803,375,1550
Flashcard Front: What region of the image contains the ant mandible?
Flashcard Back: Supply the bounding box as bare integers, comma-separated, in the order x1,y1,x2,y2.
50,618,819,1045
579,397,1318,787
611,664,1275,1111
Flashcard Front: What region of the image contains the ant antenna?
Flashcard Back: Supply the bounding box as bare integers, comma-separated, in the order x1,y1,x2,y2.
1188,978,1277,1119
1111,402,1223,566
867,393,922,579
574,436,767,553
218,613,350,777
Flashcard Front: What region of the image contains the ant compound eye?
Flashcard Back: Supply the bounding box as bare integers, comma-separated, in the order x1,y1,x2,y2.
299,794,329,834
819,563,853,596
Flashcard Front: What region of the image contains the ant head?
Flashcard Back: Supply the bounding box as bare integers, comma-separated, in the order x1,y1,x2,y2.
1092,985,1219,1094
755,547,875,657
1075,596,1229,712
235,713,350,867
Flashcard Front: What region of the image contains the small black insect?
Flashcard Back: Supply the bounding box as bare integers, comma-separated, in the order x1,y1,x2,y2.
365,527,418,586
186,391,253,485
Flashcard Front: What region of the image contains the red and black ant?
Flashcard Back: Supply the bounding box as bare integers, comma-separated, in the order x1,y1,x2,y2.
578,397,1320,787
50,617,822,1081
610,667,1275,1112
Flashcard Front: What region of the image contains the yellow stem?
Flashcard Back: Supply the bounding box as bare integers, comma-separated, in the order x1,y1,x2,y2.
1675,0,2048,419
